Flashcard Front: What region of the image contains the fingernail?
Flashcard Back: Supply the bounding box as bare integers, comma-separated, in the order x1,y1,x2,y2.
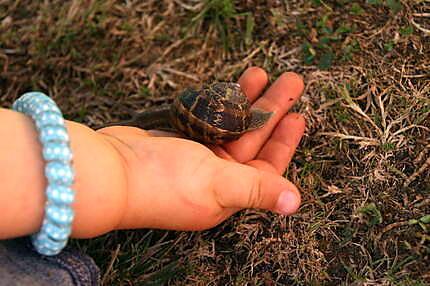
275,191,299,215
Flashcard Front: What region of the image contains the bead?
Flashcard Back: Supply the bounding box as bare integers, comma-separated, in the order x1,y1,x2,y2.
32,231,68,254
26,97,61,117
12,102,23,112
39,126,69,144
45,204,74,225
41,221,72,241
43,141,73,162
35,111,64,130
32,245,59,256
18,92,55,105
27,97,55,111
31,242,61,256
45,161,74,185
46,185,75,205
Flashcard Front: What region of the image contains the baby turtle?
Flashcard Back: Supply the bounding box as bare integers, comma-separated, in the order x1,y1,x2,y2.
108,82,273,144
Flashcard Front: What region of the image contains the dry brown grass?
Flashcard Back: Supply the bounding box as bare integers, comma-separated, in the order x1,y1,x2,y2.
1,0,429,285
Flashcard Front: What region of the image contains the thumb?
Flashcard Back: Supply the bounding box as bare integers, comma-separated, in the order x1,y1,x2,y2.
213,160,301,215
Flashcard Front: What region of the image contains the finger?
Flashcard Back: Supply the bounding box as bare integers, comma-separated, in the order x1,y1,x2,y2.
237,66,268,102
214,160,301,215
256,113,306,174
246,160,278,174
224,72,304,163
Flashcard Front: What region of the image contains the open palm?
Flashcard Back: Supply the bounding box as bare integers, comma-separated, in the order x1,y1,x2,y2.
98,67,305,231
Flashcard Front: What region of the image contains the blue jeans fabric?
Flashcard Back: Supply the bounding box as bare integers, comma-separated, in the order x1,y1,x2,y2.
0,237,100,286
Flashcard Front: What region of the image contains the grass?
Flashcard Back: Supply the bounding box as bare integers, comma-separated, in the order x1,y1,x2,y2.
1,0,429,285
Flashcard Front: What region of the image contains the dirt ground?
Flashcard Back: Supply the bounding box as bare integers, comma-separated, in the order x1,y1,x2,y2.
1,1,429,285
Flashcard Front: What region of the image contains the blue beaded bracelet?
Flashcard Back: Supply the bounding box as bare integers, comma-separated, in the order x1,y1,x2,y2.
12,92,75,256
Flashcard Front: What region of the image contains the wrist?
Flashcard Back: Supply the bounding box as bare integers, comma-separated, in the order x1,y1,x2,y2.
95,126,156,231
66,122,128,238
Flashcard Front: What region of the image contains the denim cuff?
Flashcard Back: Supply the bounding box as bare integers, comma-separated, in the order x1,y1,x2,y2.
0,237,100,286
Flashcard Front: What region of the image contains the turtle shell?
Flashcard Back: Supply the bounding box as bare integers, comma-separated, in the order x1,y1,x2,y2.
170,82,252,144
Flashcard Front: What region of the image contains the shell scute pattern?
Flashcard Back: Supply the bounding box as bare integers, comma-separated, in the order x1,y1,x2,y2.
198,83,249,132
169,82,271,144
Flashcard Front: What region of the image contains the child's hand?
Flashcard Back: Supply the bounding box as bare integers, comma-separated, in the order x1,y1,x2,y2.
97,67,305,232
